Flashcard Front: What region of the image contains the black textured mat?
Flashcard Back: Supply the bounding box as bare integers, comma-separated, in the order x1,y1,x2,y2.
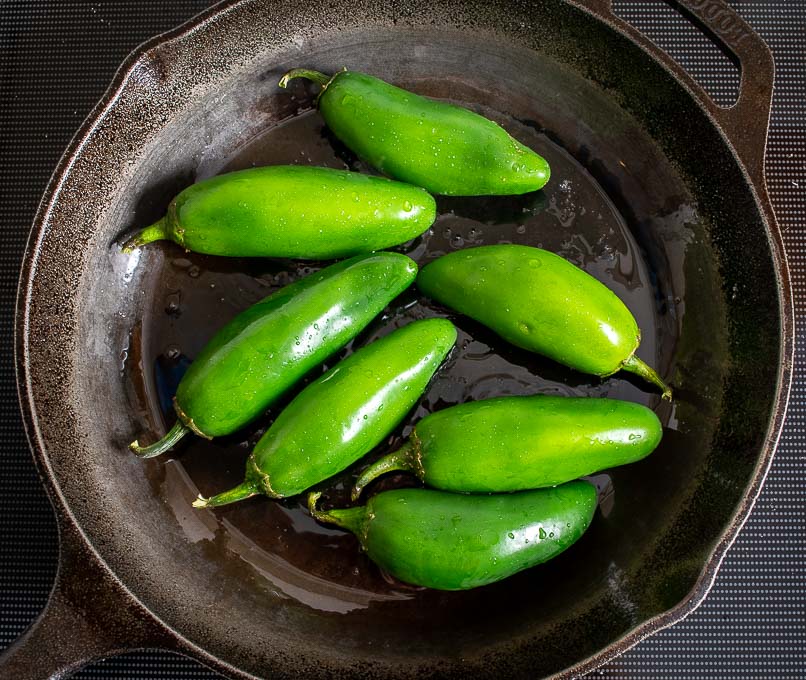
1,1,803,677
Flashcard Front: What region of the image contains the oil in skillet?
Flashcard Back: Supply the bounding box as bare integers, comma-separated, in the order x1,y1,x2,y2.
128,99,677,613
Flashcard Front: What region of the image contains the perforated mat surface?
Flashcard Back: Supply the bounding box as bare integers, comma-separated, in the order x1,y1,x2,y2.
1,1,803,677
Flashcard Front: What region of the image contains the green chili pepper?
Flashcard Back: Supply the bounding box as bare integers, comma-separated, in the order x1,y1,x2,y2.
353,395,661,498
192,318,457,507
279,69,550,196
131,253,417,458
309,481,596,590
122,165,436,257
417,245,672,398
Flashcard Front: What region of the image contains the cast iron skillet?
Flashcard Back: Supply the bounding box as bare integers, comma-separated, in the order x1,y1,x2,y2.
5,0,793,678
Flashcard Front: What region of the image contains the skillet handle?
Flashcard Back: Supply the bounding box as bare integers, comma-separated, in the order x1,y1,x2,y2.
575,0,774,186
0,520,173,679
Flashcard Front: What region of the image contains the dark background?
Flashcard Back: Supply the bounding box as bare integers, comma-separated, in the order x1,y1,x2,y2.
1,1,803,677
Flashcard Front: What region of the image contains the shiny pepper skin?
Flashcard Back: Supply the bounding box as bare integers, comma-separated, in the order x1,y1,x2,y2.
309,481,597,590
122,165,436,257
417,245,672,398
279,69,550,196
130,253,417,458
353,395,662,498
193,318,457,507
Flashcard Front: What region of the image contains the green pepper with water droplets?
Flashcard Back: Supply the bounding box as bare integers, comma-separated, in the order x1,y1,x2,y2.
130,252,417,458
309,481,597,590
279,69,550,196
353,395,662,499
193,318,456,507
122,165,435,257
417,244,672,398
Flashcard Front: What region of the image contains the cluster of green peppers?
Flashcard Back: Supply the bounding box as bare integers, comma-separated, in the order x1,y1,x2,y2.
126,69,671,591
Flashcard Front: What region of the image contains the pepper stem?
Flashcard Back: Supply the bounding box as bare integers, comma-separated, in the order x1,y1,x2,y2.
308,492,367,535
278,68,332,90
121,217,171,253
352,441,419,501
622,354,673,400
130,420,189,459
193,481,258,509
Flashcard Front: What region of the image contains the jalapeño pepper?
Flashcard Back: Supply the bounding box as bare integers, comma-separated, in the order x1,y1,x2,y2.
193,318,457,506
131,253,417,457
309,481,597,590
417,245,672,398
353,395,662,498
122,165,435,257
279,69,550,196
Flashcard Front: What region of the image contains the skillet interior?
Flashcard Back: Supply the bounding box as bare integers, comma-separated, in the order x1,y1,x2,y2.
22,1,781,677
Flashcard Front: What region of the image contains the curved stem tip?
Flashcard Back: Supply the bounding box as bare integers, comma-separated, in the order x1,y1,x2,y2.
308,492,367,535
193,481,258,509
622,354,673,400
121,217,170,253
278,68,332,90
308,491,325,518
352,442,419,501
130,420,189,459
